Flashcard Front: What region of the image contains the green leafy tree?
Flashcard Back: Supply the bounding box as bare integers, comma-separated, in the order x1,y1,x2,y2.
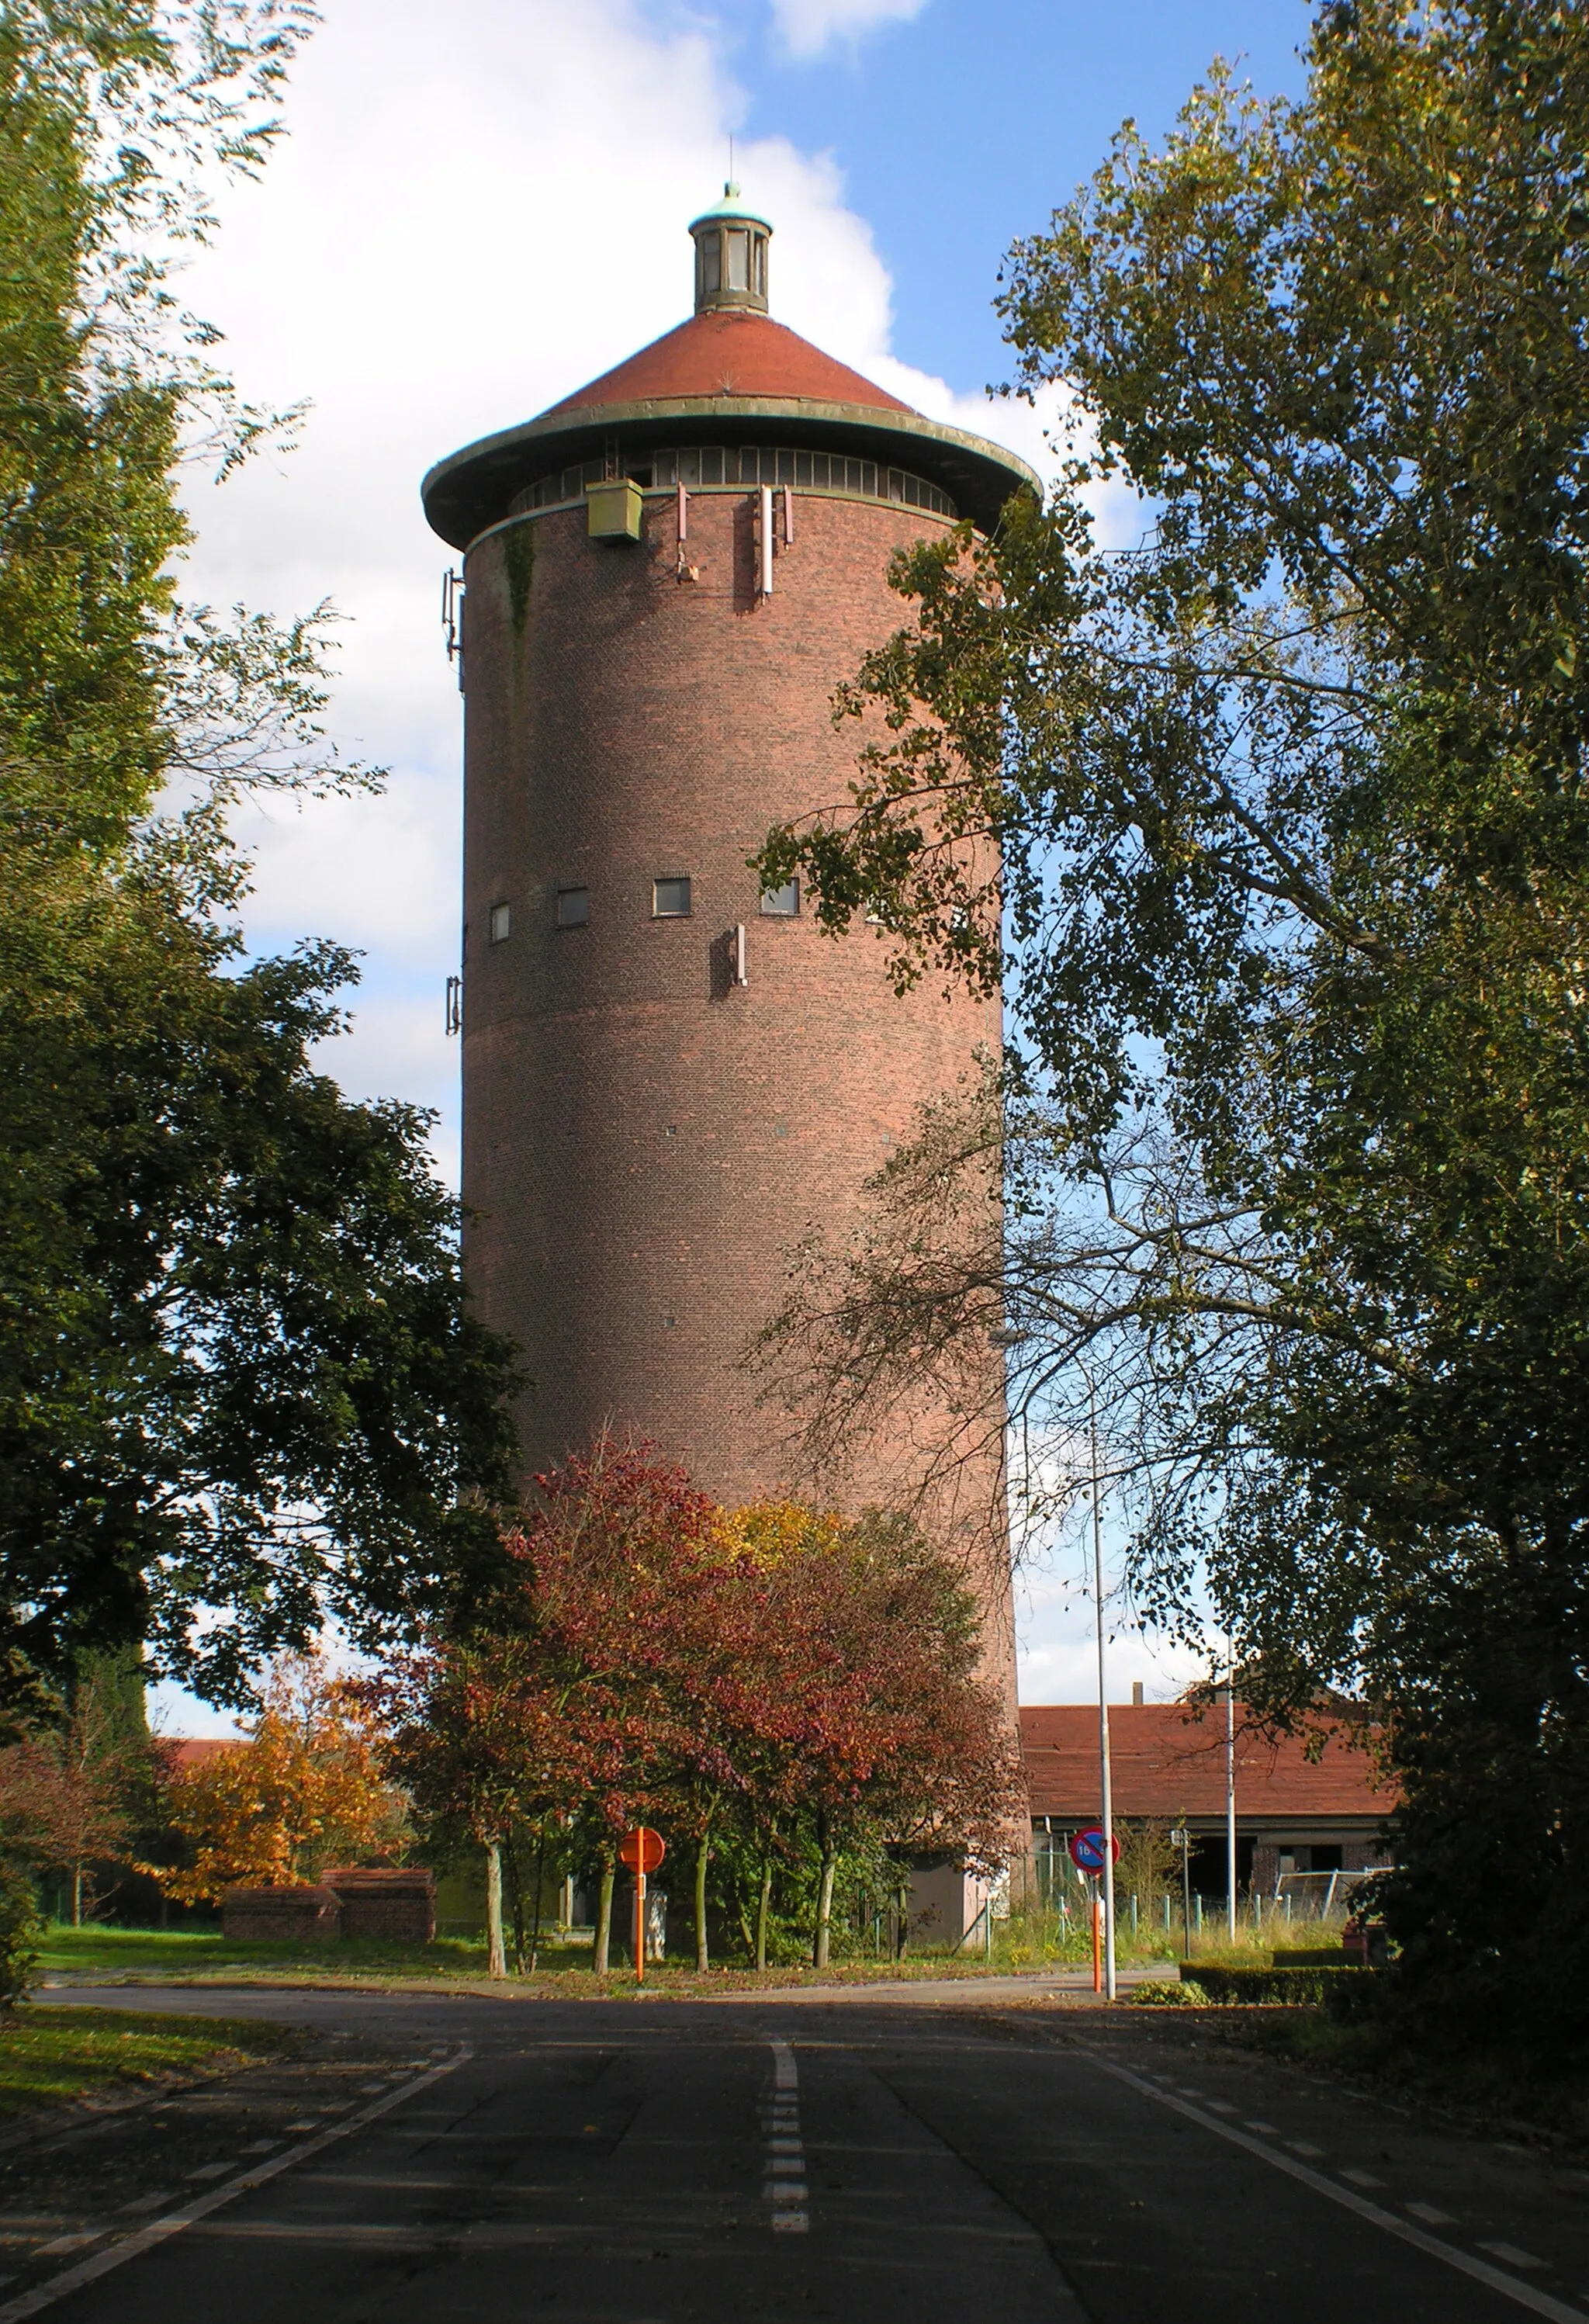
0,3,518,1713
757,0,1589,2040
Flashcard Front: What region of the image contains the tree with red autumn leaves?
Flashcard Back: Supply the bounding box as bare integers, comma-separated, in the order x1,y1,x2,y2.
728,1505,1020,1966
376,1635,579,1977
378,1439,1023,1973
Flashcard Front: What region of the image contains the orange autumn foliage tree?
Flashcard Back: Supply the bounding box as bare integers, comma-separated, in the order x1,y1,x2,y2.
156,1654,407,1903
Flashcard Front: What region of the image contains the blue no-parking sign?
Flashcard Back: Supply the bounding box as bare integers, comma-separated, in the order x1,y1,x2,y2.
1068,1826,1121,1875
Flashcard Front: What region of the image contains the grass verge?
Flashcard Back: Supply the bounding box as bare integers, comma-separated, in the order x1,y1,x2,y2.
41,1924,499,1983
41,1922,1085,1993
0,2006,288,2114
1209,2004,1589,2146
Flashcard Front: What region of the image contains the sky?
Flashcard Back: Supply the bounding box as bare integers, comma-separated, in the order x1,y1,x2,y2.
160,0,1314,1734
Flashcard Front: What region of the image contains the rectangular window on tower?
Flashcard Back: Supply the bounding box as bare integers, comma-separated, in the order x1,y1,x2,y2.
489,902,511,944
725,229,750,291
760,879,799,916
653,876,692,918
556,887,589,928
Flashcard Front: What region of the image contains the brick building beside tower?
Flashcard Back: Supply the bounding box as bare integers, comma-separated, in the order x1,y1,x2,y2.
422,189,1036,1748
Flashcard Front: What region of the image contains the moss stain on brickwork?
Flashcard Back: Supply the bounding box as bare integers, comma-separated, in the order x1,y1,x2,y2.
504,521,536,636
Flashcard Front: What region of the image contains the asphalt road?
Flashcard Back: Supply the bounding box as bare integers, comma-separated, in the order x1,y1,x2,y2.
9,1985,1589,2324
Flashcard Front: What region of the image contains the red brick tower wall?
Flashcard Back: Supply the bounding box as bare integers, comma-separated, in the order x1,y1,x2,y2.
459,481,1015,1696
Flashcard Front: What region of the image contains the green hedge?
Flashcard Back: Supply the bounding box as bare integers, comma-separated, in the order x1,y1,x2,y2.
1179,1962,1367,2005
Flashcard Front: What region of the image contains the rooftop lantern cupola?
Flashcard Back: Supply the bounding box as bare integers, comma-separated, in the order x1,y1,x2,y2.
690,183,771,315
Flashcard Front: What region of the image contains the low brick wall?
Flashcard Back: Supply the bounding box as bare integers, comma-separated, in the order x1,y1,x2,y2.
321,1868,435,1943
222,1884,341,1941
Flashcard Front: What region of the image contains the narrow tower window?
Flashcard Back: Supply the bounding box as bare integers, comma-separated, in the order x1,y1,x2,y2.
489,902,511,944
653,877,692,918
725,228,750,292
760,879,799,916
556,887,590,928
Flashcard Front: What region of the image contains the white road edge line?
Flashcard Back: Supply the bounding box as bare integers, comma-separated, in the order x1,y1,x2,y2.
1088,2054,1584,2324
0,2045,473,2323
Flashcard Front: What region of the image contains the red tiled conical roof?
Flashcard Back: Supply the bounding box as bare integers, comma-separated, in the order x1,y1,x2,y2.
545,307,915,417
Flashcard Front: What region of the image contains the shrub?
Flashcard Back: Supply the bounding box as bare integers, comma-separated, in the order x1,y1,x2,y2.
1182,1961,1369,2005
1131,1977,1208,2005
0,1867,43,2008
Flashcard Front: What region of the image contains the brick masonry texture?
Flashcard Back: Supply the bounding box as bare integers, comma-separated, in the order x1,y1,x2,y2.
221,1885,341,1941
460,483,1015,1699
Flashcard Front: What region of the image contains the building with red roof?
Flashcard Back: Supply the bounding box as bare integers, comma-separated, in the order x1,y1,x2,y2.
161,1737,240,1772
1021,1699,1397,1897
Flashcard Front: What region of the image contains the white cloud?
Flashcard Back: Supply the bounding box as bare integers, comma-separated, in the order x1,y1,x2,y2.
1014,1551,1209,1708
768,0,930,60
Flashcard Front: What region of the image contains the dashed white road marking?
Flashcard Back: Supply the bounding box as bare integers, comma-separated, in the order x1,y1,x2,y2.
1407,2203,1457,2226
766,2041,808,2236
1483,2246,1546,2271
0,2046,473,2323
1286,2140,1324,2157
1087,2054,1584,2324
1340,2168,1384,2188
1245,2120,1280,2134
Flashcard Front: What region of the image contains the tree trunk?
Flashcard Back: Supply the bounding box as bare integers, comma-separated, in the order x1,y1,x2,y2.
71,1862,82,1928
755,1851,774,1973
504,1832,526,1974
594,1855,615,1975
813,1831,837,1969
484,1838,507,1979
529,1826,547,1974
694,1832,711,1973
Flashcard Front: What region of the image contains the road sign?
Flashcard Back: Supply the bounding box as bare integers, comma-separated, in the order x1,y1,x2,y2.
619,1827,666,1875
1068,1826,1120,1875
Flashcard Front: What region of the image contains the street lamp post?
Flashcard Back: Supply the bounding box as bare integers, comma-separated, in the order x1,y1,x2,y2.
1225,1657,1238,1941
1085,1373,1117,2001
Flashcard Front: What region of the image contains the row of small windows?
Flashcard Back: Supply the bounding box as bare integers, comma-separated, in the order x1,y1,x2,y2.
512,445,956,520
487,877,800,943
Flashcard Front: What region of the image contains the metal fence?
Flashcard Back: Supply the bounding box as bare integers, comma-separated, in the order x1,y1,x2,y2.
1272,1868,1392,1920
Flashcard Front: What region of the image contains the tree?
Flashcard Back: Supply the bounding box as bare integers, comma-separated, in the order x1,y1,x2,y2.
374,1450,1023,1976
0,3,519,1713
379,1637,585,1979
756,0,1589,2036
154,1652,407,1903
377,1442,713,1975
0,1654,147,1921
739,1510,1021,1966
510,1443,733,1972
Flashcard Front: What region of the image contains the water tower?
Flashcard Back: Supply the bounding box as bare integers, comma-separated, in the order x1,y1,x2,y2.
422,191,1034,1707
